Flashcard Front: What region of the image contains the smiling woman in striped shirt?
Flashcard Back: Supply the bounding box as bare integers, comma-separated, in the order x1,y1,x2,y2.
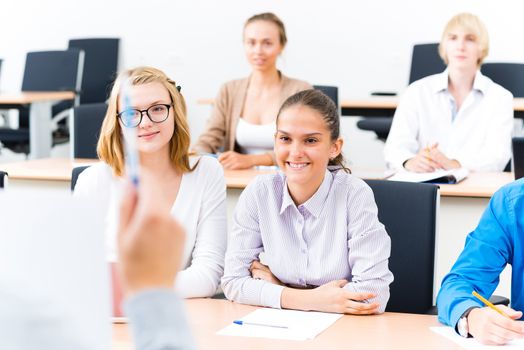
222,89,394,314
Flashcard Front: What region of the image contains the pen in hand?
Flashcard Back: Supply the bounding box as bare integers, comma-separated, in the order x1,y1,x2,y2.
472,291,511,318
233,320,288,329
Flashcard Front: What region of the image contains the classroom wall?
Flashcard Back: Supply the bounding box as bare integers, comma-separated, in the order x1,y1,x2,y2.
2,0,524,167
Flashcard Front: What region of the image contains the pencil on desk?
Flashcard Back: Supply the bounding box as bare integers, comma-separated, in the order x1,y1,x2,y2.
472,291,510,318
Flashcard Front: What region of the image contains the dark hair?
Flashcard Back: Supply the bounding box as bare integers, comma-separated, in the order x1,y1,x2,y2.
245,12,287,47
276,89,349,172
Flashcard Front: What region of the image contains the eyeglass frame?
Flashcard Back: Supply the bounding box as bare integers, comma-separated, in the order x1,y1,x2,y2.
117,103,174,128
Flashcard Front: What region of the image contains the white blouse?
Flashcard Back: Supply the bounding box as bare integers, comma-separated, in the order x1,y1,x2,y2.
384,70,514,172
235,118,275,154
74,156,227,298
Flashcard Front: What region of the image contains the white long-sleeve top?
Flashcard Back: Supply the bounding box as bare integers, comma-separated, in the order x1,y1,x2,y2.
74,156,227,298
221,168,393,313
384,70,514,172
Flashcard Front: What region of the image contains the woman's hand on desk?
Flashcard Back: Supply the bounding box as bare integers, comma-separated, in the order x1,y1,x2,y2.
219,151,255,169
218,151,273,169
468,306,524,345
281,279,379,315
250,261,283,286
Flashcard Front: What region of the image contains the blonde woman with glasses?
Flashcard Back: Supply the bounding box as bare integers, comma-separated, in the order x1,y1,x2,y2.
75,67,227,299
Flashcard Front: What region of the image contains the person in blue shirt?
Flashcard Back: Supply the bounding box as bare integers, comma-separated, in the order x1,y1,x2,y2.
437,178,524,345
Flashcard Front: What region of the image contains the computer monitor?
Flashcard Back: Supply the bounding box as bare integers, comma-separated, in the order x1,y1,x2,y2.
0,190,110,350
512,137,524,180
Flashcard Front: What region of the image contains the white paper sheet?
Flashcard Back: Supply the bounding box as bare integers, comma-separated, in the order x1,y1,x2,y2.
217,308,342,341
430,326,524,349
388,168,469,183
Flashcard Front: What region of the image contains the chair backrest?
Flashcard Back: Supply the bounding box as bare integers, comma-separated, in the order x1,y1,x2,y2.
313,85,339,110
71,166,90,191
0,171,7,188
71,103,107,159
22,50,84,96
512,137,524,180
364,179,439,314
408,43,446,84
481,63,524,97
68,38,120,104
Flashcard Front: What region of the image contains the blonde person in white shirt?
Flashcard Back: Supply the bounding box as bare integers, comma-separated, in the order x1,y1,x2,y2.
384,13,513,173
75,67,227,298
222,89,393,314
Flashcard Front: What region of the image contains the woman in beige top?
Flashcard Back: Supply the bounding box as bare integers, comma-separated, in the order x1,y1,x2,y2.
193,12,311,169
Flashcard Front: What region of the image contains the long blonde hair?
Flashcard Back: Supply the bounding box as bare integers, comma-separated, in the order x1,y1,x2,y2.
97,66,194,176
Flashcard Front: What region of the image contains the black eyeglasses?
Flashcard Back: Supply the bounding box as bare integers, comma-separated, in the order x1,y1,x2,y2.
117,104,173,128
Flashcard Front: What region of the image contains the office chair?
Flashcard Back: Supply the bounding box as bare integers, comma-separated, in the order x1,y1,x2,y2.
481,63,524,98
357,43,446,141
364,180,439,314
0,50,84,155
313,85,339,111
481,63,524,171
52,38,120,142
0,171,7,188
70,103,107,159
71,166,90,191
68,38,119,104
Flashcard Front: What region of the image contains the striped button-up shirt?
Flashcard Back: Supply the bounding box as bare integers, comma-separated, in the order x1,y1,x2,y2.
222,168,394,312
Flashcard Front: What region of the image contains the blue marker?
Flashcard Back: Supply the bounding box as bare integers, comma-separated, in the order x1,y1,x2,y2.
120,76,140,186
233,320,288,329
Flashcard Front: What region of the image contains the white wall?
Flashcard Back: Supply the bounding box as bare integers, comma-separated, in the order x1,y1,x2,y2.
2,0,524,167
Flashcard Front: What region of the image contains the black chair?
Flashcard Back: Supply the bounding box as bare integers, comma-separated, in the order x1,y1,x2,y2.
512,137,524,180
481,63,524,171
0,171,7,188
71,103,107,159
358,43,445,141
364,180,439,314
481,63,524,98
313,85,339,110
71,166,90,191
0,50,84,155
68,38,120,104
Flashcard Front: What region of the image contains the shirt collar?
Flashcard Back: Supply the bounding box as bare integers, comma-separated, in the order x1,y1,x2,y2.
432,69,487,94
280,169,333,218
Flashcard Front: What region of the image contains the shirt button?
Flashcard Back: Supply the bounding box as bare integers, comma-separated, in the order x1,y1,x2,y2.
301,248,307,254
299,279,305,284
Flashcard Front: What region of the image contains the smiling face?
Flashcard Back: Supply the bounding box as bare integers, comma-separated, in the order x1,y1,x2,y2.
443,28,481,70
118,82,174,156
275,104,342,199
243,20,283,72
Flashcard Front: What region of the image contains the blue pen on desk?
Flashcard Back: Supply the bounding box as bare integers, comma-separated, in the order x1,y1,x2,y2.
120,76,140,186
233,320,288,329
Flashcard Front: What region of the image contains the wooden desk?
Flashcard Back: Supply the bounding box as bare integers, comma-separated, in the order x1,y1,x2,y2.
1,158,515,300
0,158,95,192
199,96,524,118
0,91,75,159
112,298,460,350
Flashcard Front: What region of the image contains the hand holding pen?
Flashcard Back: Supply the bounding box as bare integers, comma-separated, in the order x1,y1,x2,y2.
466,290,524,345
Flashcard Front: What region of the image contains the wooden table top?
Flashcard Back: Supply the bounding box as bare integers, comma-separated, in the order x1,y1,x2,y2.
112,298,461,350
0,158,515,197
0,91,75,104
198,96,524,112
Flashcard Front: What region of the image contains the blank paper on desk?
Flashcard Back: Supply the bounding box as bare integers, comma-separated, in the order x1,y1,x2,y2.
217,308,342,341
431,326,524,349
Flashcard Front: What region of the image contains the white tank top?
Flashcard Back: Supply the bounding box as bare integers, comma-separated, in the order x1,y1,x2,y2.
235,118,275,154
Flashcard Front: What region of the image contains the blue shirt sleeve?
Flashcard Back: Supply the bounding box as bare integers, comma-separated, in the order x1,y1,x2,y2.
436,185,514,328
124,289,197,350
